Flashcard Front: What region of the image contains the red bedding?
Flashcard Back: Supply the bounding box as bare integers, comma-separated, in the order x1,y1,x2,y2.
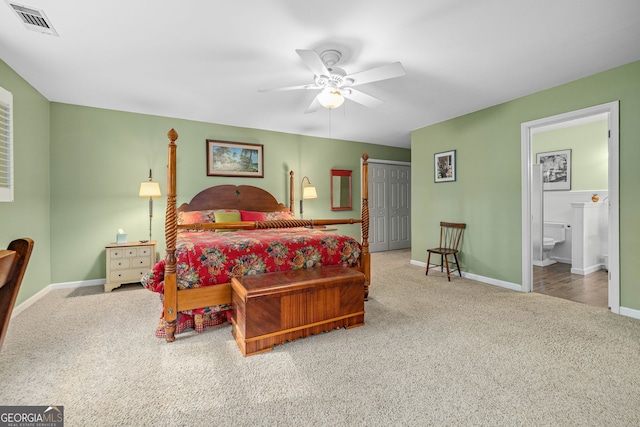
142,227,362,337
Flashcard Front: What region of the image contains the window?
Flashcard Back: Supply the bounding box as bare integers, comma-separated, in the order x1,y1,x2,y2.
0,86,13,202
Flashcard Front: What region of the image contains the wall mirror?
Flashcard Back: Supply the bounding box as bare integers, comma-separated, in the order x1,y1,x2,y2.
331,169,352,211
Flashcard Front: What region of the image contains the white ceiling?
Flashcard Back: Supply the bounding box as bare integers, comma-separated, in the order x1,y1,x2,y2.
2,1,640,149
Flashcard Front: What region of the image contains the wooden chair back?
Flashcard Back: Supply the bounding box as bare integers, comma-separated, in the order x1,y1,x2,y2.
439,222,466,250
0,238,34,351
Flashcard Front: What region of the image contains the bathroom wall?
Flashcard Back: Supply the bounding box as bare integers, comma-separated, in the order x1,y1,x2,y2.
544,190,608,263
532,118,608,265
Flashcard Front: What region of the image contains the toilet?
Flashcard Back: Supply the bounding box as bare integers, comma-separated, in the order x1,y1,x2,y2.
541,222,566,265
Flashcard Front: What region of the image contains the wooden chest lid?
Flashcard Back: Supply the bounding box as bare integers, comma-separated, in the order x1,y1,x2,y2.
231,267,365,300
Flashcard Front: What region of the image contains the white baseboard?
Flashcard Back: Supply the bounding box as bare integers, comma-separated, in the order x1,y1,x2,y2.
619,306,640,320
410,259,426,268
50,278,105,290
12,278,106,319
11,286,54,318
462,272,523,292
410,259,523,292
571,264,605,275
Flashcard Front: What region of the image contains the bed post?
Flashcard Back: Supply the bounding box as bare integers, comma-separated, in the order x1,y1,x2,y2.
164,129,179,342
361,153,371,300
289,171,294,215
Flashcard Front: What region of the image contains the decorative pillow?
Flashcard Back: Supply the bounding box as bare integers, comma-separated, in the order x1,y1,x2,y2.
265,211,295,221
177,210,216,225
240,210,267,222
214,211,241,232
178,209,240,225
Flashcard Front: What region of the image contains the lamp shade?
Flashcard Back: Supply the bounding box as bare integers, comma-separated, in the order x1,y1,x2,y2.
302,186,318,200
317,87,345,109
139,182,161,198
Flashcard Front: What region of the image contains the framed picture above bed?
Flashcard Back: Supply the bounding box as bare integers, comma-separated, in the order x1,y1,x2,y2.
206,140,264,178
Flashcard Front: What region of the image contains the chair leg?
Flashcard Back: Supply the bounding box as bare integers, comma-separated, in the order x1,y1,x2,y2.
444,255,451,281
426,252,432,276
453,253,462,277
440,255,444,272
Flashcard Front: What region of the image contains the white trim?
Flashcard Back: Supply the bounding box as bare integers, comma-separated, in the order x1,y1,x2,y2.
520,101,620,313
11,279,106,319
462,272,523,292
521,122,533,292
10,285,53,318
619,306,640,320
531,112,608,134
571,265,606,275
410,259,523,292
410,260,425,267
607,105,620,314
50,278,105,290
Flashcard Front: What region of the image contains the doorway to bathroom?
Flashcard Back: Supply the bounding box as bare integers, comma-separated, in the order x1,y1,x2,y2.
520,101,620,312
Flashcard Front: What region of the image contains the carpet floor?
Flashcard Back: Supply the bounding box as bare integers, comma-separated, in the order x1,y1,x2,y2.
1,249,640,426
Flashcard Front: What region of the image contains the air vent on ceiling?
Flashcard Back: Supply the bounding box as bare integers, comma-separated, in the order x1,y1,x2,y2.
7,2,58,36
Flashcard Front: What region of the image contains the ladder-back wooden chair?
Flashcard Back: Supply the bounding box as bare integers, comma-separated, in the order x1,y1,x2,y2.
0,238,34,351
426,222,465,281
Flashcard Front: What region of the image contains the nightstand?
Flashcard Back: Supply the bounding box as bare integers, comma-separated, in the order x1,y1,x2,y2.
105,241,156,292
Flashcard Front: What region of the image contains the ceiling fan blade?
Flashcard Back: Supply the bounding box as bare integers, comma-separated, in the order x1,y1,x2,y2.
343,88,384,108
296,49,330,77
344,62,405,86
258,83,320,92
304,95,322,114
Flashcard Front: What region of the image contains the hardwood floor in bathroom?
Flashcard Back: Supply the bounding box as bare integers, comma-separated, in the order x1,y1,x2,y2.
533,262,608,308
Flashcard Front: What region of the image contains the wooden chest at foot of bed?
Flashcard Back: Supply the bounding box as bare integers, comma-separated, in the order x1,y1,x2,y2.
230,267,365,356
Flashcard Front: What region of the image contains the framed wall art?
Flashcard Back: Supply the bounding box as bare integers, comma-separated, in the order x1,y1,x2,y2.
206,140,264,178
434,150,456,183
536,149,571,191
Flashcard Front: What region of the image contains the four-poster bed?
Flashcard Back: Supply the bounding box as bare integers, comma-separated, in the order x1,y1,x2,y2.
143,129,371,343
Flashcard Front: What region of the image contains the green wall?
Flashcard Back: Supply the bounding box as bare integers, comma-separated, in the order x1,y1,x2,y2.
1,57,409,306
0,60,51,306
49,104,410,285
533,120,608,191
411,60,640,309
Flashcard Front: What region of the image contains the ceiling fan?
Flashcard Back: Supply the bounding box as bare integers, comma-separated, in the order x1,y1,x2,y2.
259,49,405,113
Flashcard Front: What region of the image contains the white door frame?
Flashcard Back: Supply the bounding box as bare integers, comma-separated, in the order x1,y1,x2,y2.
520,101,620,313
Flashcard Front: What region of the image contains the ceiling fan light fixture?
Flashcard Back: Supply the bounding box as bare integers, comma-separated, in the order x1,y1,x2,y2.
317,87,344,109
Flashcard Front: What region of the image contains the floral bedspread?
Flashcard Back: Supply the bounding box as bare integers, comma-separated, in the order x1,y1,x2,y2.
142,227,361,337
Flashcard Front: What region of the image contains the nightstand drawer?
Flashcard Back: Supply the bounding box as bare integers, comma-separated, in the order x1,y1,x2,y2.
131,256,151,268
111,258,131,269
124,248,138,257
137,247,152,257
110,269,146,283
109,249,124,258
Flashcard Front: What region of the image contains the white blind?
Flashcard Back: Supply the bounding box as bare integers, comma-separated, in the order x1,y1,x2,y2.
0,86,13,202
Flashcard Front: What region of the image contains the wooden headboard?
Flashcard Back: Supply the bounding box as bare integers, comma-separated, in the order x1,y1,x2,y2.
177,184,292,214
